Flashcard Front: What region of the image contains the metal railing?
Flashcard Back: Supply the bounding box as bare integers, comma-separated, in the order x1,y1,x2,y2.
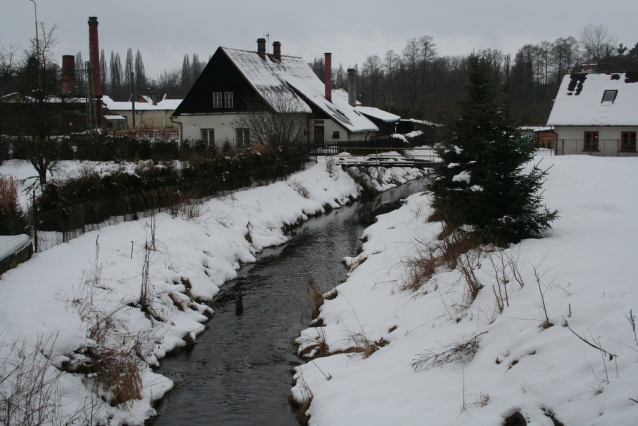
555,139,638,157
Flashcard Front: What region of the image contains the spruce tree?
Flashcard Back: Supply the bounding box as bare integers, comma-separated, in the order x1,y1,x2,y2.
428,54,558,245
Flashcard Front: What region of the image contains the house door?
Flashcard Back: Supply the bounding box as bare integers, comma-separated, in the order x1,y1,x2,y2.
314,126,324,143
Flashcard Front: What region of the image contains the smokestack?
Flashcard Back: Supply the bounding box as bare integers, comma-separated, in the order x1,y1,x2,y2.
324,52,332,102
61,55,76,96
88,17,102,127
257,38,266,60
347,68,357,107
273,41,281,61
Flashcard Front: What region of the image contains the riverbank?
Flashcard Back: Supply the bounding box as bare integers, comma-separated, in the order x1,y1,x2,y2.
292,155,638,425
0,158,424,425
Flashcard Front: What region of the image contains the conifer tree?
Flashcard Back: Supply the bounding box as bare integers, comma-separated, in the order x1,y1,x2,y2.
428,54,558,245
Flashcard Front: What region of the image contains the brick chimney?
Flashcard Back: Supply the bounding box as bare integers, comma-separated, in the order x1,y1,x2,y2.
257,38,266,60
273,41,281,61
88,17,103,126
347,68,357,107
61,55,76,96
324,52,332,102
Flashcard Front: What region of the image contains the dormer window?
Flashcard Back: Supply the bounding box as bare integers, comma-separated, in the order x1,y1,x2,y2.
601,90,617,103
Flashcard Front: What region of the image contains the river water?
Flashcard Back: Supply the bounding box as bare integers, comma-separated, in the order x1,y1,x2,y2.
151,179,426,426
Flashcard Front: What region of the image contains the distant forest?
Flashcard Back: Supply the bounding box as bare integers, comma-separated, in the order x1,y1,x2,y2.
92,24,637,125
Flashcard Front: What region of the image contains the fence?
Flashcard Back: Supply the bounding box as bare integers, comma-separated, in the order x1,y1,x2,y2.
555,139,638,157
110,129,179,140
0,156,308,254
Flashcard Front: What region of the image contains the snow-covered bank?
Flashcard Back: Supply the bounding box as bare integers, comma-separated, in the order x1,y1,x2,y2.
293,155,638,425
0,158,425,425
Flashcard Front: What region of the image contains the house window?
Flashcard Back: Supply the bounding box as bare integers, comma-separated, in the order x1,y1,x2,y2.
332,131,340,139
621,131,637,152
213,92,222,108
224,92,234,108
201,129,214,146
584,131,599,151
236,128,250,147
601,90,617,103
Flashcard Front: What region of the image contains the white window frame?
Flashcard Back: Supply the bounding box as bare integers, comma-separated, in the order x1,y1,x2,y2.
224,92,234,108
213,92,222,108
201,129,215,146
235,128,250,147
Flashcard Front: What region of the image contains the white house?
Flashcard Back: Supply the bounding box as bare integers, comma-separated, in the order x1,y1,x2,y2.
547,72,638,156
171,39,378,148
102,95,182,130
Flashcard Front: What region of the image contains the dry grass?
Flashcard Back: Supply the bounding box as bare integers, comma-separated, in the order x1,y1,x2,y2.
289,179,311,199
343,332,388,359
289,374,313,425
0,176,21,222
411,332,487,371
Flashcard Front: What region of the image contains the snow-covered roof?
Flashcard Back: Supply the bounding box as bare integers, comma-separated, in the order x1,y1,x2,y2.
400,118,440,126
103,114,126,120
547,73,638,126
520,126,553,132
355,106,400,123
102,95,183,112
220,48,377,133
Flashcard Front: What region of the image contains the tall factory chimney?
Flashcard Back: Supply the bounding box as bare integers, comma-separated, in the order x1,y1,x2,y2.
61,55,76,96
347,68,357,107
324,52,332,102
88,17,102,127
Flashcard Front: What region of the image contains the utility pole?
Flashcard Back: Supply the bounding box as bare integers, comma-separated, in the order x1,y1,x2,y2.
28,0,40,87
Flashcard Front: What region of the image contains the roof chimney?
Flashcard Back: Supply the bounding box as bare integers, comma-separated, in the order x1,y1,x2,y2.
257,38,266,60
347,68,357,107
61,55,76,96
88,17,103,126
324,52,332,102
273,41,281,61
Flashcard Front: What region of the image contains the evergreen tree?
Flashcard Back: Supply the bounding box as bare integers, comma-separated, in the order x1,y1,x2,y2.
428,54,558,245
134,50,147,93
100,49,108,93
123,48,133,90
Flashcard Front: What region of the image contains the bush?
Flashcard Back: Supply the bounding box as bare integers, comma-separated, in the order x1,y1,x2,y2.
0,176,27,235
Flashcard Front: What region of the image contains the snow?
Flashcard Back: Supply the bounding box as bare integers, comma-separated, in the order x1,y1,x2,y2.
0,158,423,425
292,154,638,426
355,106,400,123
102,95,183,112
547,73,638,126
0,234,30,261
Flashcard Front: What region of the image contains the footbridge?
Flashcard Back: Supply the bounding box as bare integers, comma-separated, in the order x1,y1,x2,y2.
328,147,438,169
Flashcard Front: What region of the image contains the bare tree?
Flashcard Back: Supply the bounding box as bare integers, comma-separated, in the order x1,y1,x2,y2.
235,93,309,150
580,24,618,60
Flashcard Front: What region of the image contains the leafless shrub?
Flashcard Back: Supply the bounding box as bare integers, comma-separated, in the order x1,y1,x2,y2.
411,332,487,371
289,179,311,199
169,189,204,220
0,333,99,426
139,240,164,323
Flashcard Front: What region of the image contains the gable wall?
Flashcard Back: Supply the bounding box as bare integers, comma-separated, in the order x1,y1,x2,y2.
174,49,263,115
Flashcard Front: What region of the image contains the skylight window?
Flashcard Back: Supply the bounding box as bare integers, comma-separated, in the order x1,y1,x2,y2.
601,90,617,103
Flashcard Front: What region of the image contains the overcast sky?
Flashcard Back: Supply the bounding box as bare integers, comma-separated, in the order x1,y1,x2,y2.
2,0,636,78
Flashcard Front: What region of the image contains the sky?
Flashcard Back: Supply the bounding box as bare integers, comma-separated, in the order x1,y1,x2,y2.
1,0,637,80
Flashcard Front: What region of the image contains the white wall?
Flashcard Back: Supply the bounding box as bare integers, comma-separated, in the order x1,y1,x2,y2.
556,126,638,156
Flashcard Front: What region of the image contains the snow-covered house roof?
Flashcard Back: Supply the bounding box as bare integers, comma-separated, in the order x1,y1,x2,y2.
354,106,400,123
102,95,183,112
547,73,638,126
220,47,378,133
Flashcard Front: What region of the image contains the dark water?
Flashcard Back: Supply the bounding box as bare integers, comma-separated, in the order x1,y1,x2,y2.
151,179,426,426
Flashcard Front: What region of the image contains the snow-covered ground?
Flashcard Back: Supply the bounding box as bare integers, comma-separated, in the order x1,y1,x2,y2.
292,154,638,425
0,158,424,425
293,156,638,426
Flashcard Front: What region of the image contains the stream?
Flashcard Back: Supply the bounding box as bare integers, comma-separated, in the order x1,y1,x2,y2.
151,179,426,425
